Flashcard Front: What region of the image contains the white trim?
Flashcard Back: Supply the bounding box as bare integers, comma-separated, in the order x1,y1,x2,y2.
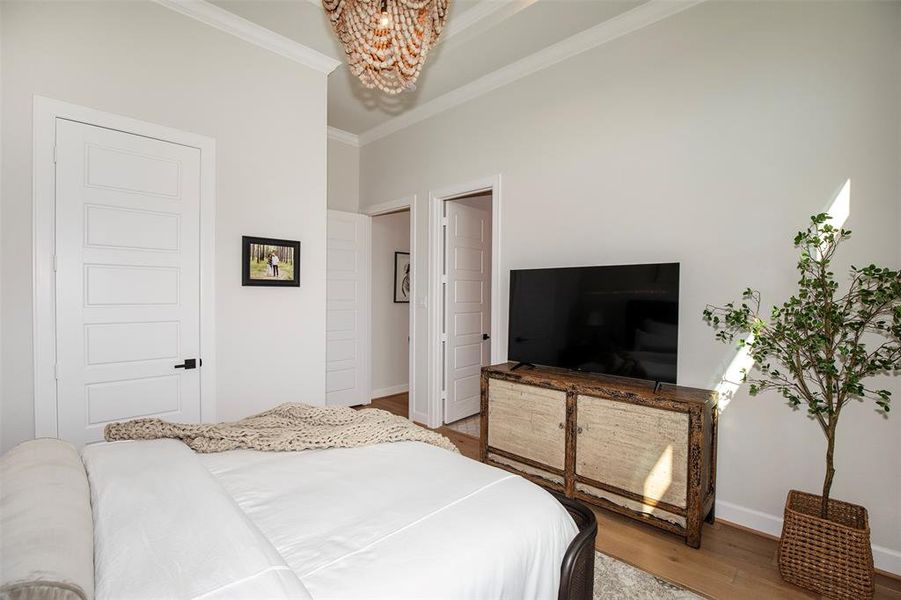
154,0,340,74
427,175,502,428
716,499,901,575
358,0,704,145
371,383,409,400
715,500,783,538
32,96,218,438
363,195,414,217
327,127,360,148
407,197,420,424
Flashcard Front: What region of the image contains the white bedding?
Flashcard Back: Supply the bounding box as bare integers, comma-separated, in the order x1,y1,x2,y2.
82,440,312,600
83,439,578,599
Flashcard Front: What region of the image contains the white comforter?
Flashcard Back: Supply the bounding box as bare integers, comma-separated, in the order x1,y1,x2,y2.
83,439,578,600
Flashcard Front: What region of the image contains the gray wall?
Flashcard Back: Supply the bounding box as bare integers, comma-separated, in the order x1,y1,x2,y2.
327,138,360,212
359,1,901,569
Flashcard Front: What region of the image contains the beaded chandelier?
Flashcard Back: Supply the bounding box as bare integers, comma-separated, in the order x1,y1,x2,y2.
323,0,450,95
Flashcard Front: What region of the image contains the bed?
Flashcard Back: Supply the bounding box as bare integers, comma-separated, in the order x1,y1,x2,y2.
1,437,596,600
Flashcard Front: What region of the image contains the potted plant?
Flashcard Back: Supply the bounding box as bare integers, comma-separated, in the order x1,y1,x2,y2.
703,213,900,599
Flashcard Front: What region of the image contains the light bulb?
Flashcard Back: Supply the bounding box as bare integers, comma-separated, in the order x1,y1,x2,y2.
379,12,391,27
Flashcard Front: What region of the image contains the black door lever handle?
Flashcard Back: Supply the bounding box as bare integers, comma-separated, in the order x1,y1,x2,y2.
482,334,490,341
174,358,197,370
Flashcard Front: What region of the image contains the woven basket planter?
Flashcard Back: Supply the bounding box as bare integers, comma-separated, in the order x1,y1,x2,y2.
778,490,874,599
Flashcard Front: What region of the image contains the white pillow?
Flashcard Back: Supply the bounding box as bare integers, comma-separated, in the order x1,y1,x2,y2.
0,439,94,600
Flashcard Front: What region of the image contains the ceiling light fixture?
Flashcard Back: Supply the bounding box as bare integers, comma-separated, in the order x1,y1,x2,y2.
323,0,450,95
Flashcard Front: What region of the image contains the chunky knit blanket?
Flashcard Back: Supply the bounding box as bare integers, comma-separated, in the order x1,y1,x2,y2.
104,403,459,454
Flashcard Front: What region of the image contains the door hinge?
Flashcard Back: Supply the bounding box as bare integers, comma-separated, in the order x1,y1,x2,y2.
53,254,58,272
441,217,448,226
54,363,60,380
53,145,58,164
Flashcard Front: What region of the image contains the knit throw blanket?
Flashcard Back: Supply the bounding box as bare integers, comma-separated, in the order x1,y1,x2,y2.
104,403,459,454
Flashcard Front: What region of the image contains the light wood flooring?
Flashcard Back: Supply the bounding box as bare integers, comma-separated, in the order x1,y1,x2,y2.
368,393,901,600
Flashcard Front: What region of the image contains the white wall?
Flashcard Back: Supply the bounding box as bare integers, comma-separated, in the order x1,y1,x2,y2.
327,138,360,212
359,1,901,571
0,1,328,450
370,211,410,397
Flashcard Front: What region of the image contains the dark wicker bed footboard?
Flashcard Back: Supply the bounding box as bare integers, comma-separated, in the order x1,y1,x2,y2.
553,491,598,600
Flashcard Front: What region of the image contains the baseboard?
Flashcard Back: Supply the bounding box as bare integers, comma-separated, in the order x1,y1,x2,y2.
716,499,901,576
371,383,408,400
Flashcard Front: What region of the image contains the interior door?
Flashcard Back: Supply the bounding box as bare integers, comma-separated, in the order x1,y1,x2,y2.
326,210,371,406
55,119,202,446
444,199,491,423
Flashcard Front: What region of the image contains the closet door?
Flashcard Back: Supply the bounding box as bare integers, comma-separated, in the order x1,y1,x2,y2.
55,119,203,446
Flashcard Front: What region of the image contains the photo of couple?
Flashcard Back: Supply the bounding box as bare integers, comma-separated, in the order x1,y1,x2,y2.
259,249,285,278
242,236,301,287
250,244,294,280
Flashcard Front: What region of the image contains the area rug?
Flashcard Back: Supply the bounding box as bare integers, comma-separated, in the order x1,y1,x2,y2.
444,414,480,436
594,552,702,600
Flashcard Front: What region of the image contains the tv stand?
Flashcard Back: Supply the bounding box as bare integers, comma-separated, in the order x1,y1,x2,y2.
480,362,718,548
510,361,535,371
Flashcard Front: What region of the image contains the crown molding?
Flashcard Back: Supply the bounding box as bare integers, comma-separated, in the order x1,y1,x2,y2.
155,0,341,74
327,126,361,147
359,0,704,145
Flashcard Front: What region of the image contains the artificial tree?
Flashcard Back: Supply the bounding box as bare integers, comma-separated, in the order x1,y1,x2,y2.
703,213,900,518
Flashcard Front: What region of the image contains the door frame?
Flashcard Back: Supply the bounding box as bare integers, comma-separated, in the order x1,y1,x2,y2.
427,175,502,428
32,96,217,437
363,195,418,422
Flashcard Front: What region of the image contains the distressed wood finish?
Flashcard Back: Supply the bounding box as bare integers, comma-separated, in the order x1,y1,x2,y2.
481,362,717,548
486,378,566,470
576,395,689,509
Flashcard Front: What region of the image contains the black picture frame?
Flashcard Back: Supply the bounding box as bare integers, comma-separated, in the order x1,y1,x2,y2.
394,251,410,303
242,236,301,287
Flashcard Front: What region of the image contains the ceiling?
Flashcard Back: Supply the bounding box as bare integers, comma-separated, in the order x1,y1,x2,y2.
212,0,647,136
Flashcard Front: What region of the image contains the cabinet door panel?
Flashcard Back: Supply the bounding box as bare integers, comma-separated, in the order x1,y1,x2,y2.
576,394,688,508
487,380,566,470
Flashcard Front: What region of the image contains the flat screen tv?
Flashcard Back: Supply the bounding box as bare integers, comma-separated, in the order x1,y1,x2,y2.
508,263,679,383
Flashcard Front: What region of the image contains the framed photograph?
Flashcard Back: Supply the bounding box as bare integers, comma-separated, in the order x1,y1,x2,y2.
242,236,301,287
394,251,410,303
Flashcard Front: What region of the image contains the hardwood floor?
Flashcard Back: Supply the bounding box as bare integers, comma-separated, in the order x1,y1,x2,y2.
368,393,901,600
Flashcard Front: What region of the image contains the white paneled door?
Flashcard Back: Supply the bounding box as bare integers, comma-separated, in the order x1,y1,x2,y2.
55,119,203,446
326,210,371,406
444,200,491,424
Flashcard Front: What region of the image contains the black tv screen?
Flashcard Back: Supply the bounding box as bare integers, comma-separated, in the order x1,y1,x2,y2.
508,263,679,383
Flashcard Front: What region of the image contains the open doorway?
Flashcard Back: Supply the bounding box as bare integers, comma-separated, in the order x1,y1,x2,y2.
370,209,411,407
442,192,492,434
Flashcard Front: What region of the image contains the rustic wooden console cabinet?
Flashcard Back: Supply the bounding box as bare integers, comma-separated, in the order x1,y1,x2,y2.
480,362,718,547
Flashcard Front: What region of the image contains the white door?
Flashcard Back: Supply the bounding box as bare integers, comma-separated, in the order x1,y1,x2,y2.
55,119,203,446
444,200,491,423
326,210,371,406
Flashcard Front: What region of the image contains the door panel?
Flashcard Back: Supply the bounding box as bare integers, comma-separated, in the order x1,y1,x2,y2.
326,210,371,406
444,199,491,423
55,119,202,446
576,394,689,508
487,379,566,470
